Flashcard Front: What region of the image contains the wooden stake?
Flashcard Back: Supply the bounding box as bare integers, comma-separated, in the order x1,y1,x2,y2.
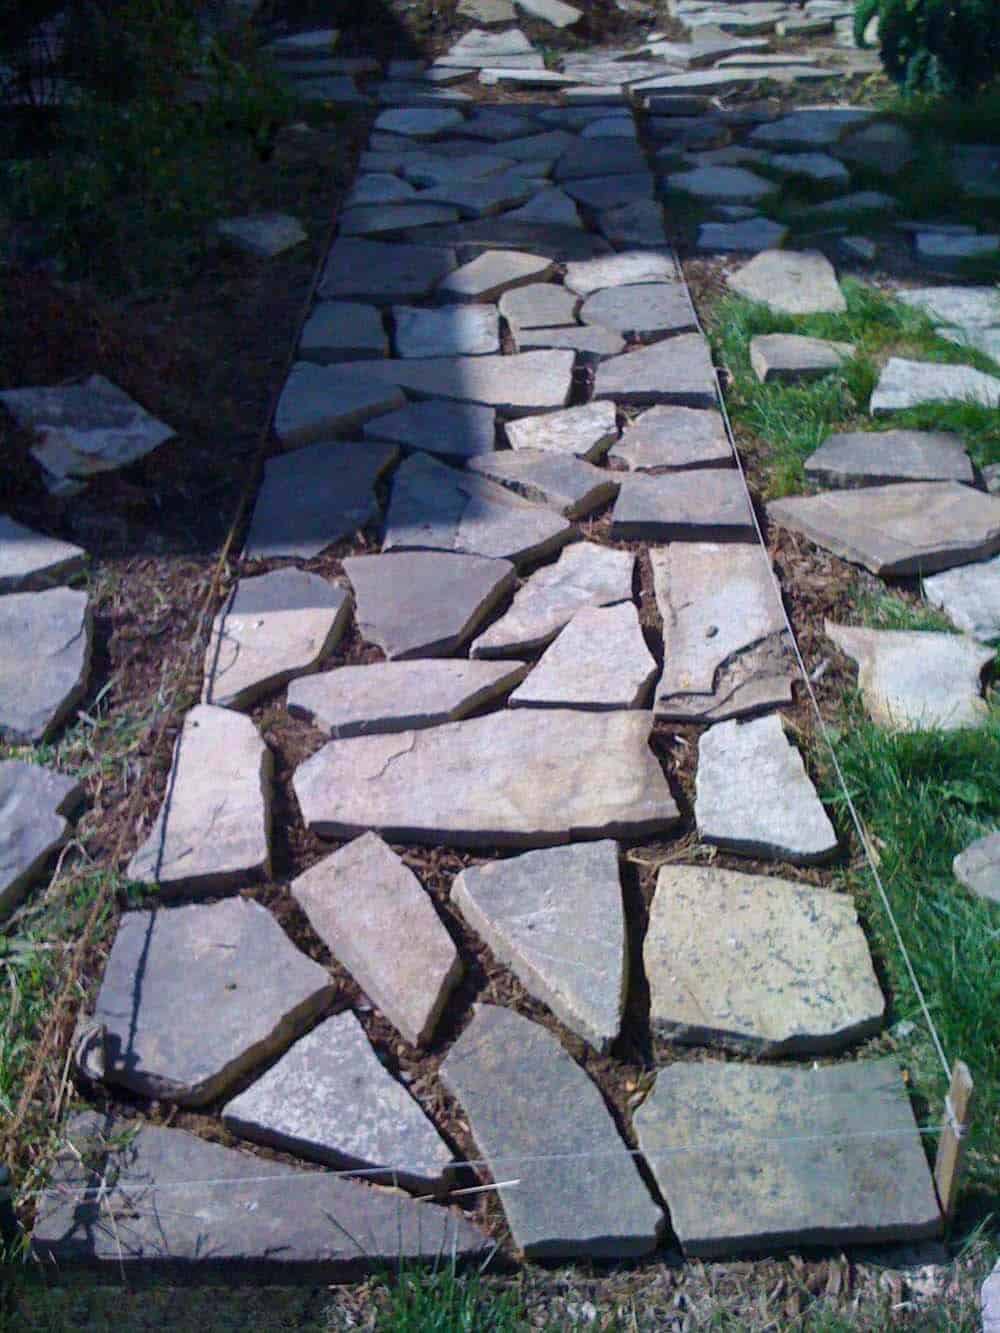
934,1060,974,1225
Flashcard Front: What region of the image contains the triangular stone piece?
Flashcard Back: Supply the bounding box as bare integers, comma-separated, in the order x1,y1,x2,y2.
804,430,974,488
610,405,731,472
953,831,1000,905
0,760,82,917
505,401,617,460
0,515,86,592
0,587,92,743
363,400,497,460
452,841,626,1050
924,554,1000,642
510,602,657,709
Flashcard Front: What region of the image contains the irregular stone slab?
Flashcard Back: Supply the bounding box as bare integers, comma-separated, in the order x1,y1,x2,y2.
127,705,271,891
562,172,656,212
729,249,847,314
769,151,851,189
294,710,679,847
223,1012,453,1190
800,189,898,218
697,218,789,253
291,834,461,1047
984,1259,1000,1333
95,898,332,1103
804,429,973,488
359,350,574,415
666,165,775,203
345,550,513,660
439,249,554,303
951,143,1000,200
401,219,610,262
215,212,307,257
510,602,657,709
294,75,372,104
479,67,577,89
953,831,1000,905
0,587,92,743
924,554,1000,642
895,285,1000,331
299,301,388,363
505,187,583,228
505,400,617,460
363,400,497,460
32,1113,485,1273
634,1059,940,1259
472,541,634,657
870,358,1000,414
499,282,579,330
340,203,462,237
289,659,526,737
768,482,1000,576
373,107,465,138
582,114,638,139
319,238,457,303
554,138,648,182
269,28,340,58
750,333,854,383
346,173,418,207
832,121,913,176
632,70,757,95
645,864,884,1055
580,283,695,338
916,231,1000,271
465,449,617,518
274,363,405,448
203,570,350,711
443,27,535,65
749,107,874,150
515,0,581,26
841,234,878,263
488,129,575,163
594,335,716,408
0,374,174,485
564,250,677,296
441,1004,661,1257
400,152,522,188
696,714,838,863
610,405,731,471
393,304,499,358
418,172,537,219
244,440,399,560
598,199,670,249
514,325,626,359
462,106,540,139
653,543,794,721
612,469,753,541
826,621,992,731
452,841,625,1050
0,760,82,917
0,515,85,592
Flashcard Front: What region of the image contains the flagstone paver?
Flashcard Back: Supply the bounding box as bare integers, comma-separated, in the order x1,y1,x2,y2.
393,304,500,357
358,349,575,413
440,1004,662,1257
0,516,86,592
580,283,696,337
274,362,406,448
870,358,1000,414
563,249,677,295
373,107,466,138
319,238,458,302
0,587,92,743
0,760,82,917
611,469,755,541
363,399,498,462
923,555,1000,641
953,831,1000,905
499,282,579,329
465,449,619,517
594,334,717,406
610,405,732,471
666,165,776,203
340,203,462,236
554,138,648,180
505,400,618,458
509,602,657,709
598,198,671,247
804,429,973,487
697,218,789,252
438,249,555,301
750,333,854,383
729,249,847,314
298,301,388,362
215,213,307,257
514,324,626,358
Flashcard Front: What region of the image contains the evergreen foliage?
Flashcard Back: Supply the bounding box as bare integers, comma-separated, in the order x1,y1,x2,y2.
855,0,1000,96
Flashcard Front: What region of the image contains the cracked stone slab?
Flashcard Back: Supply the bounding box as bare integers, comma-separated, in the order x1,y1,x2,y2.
344,550,514,660
923,554,1000,642
438,249,554,302
563,250,677,296
274,363,405,448
505,400,618,460
215,213,307,257
202,570,351,711
94,898,333,1104
452,841,625,1050
223,1012,454,1191
0,515,85,592
653,543,794,721
610,405,731,471
393,304,499,358
826,621,992,731
804,429,973,488
363,400,497,460
0,759,82,917
580,283,695,338
509,602,656,709
440,1004,662,1257
666,165,775,203
472,541,635,658
0,587,92,743
465,449,618,518
634,1059,941,1259
870,358,1000,414
768,482,1000,576
645,864,884,1056
298,301,388,363
953,831,1000,905
729,249,847,314
696,714,838,863
750,334,854,383
127,705,271,892
0,374,175,485
594,335,717,407
244,440,399,560
318,238,457,303
291,833,461,1047
384,451,572,565
358,350,574,415
32,1113,486,1273
611,469,754,541
499,282,579,330
293,710,680,848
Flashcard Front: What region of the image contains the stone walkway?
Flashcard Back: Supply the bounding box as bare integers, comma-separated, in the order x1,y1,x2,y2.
7,3,1000,1277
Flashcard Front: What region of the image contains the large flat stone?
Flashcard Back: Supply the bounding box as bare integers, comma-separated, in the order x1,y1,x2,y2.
94,898,332,1104
374,107,465,138
244,440,399,560
440,1004,662,1257
510,602,656,709
554,138,648,182
274,363,405,448
505,400,618,459
319,238,458,303
202,570,350,711
358,350,574,415
749,108,874,150
768,482,1000,576
0,587,92,743
293,710,680,847
645,864,884,1055
298,301,388,362
515,0,582,27
0,516,86,592
419,172,539,219
804,429,973,487
393,304,499,357
563,250,677,296
0,759,82,917
580,283,695,338
347,173,419,207
216,212,308,257
769,151,851,188
340,203,462,237
443,28,535,64
697,218,789,253
499,282,579,330
452,842,625,1051
595,335,716,408
363,399,497,460
610,405,731,471
32,1113,486,1273
598,199,671,249
653,543,794,721
826,621,992,731
514,325,625,359
505,187,583,228
562,172,656,212
291,833,461,1047
953,831,1000,905
666,165,775,203
750,333,854,383
729,249,847,314
465,448,618,517
223,1012,453,1190
344,550,514,659
611,469,754,540
894,285,1000,331
634,1059,940,1258
923,554,1000,642
985,1260,1000,1333
439,249,554,302
870,358,1000,414
696,713,838,863
288,659,526,736
127,705,271,892
471,540,634,657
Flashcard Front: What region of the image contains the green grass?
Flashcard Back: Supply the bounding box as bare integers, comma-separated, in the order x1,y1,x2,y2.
374,1264,534,1332
848,585,957,633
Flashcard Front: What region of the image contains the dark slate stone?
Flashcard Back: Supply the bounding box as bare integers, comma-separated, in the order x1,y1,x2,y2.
363,400,497,460
318,238,458,303
610,470,754,541
0,759,82,917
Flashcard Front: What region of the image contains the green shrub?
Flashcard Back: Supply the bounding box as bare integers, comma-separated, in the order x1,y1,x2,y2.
855,0,1000,96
